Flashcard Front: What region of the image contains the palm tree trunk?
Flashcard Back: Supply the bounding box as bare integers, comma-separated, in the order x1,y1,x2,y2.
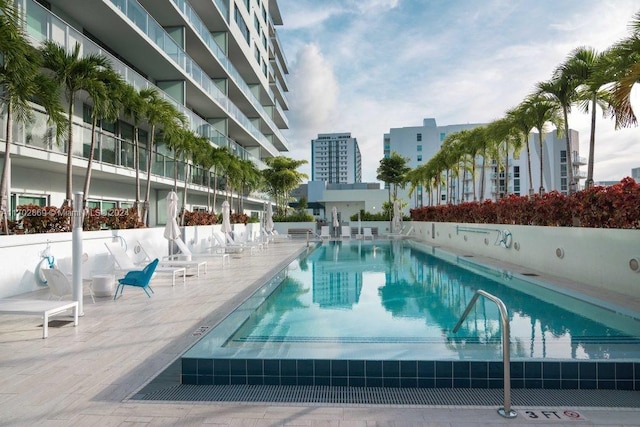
526,135,534,196
181,162,188,226
82,117,99,209
472,157,477,201
134,127,140,218
207,172,212,212
563,107,574,194
504,141,509,198
479,147,487,200
212,169,218,213
143,125,155,226
0,105,13,234
538,133,545,195
586,94,597,188
64,99,75,206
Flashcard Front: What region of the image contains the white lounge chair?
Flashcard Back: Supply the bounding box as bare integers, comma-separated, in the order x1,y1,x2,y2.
137,240,210,276
212,230,244,254
363,228,374,240
104,242,186,286
320,225,331,241
270,229,290,240
341,226,351,239
227,231,262,254
174,237,232,264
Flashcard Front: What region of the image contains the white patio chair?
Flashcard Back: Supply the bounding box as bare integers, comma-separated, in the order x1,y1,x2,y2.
363,228,374,240
320,225,331,241
341,226,352,240
137,240,210,276
104,242,186,286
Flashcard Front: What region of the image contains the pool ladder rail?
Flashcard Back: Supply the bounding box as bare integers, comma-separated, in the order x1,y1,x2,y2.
453,290,517,419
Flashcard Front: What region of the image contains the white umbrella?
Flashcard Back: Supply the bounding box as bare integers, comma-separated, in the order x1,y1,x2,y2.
221,200,232,234
164,191,181,256
265,203,274,232
392,199,402,233
332,206,339,237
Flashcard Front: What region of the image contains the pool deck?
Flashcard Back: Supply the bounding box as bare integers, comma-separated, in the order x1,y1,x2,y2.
0,238,639,426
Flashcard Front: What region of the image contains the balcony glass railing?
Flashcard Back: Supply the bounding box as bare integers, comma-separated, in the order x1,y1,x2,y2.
108,0,283,154
24,0,266,170
172,0,287,145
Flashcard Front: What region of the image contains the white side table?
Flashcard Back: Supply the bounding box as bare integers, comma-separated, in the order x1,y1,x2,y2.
92,274,115,298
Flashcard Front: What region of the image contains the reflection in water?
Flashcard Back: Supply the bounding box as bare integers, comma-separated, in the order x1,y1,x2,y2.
229,241,640,359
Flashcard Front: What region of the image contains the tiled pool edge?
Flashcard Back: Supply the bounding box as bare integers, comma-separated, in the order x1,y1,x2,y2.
182,358,640,391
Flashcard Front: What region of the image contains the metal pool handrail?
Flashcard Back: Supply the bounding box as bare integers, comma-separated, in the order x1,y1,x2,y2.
453,290,517,419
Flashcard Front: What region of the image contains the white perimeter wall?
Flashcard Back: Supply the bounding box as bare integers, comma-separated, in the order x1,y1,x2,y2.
412,222,640,299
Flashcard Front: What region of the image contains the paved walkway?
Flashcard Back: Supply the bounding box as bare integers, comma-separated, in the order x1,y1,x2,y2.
0,239,638,426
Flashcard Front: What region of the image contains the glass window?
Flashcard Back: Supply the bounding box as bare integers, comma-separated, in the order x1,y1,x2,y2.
560,150,567,163
440,133,446,141
417,155,422,162
417,133,422,141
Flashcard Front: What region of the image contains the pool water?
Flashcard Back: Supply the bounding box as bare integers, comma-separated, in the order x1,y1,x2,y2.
222,240,640,360
181,240,640,390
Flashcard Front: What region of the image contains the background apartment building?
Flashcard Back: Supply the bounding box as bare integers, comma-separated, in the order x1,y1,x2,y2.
1,0,290,225
384,118,585,209
311,133,362,184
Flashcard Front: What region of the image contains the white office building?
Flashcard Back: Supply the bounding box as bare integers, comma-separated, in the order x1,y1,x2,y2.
384,118,585,208
311,133,362,184
1,0,290,225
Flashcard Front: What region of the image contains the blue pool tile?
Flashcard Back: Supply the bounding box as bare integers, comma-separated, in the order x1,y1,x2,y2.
400,361,417,377
213,359,230,375
365,361,382,377
230,359,246,376
417,378,435,388
616,362,634,380
561,380,578,389
280,376,296,386
435,361,452,377
561,362,578,379
435,378,452,388
510,362,523,379
182,358,197,376
383,361,400,377
453,378,470,388
247,376,263,385
366,377,383,387
580,380,597,389
598,380,615,390
264,376,280,385
298,360,313,376
418,361,435,378
524,379,541,389
543,379,561,389
510,379,524,389
488,362,503,379
383,377,400,388
280,360,296,376
597,363,615,380
197,375,213,385
297,376,313,386
349,360,365,377
617,380,634,390
182,374,197,385
470,362,487,379
264,360,280,376
213,375,230,385
453,362,470,378
230,375,246,385
488,379,504,389
332,377,348,387
349,377,365,387
246,360,262,376
543,362,560,379
580,362,596,380
315,360,331,376
471,379,488,388
332,360,348,376
198,359,213,376
400,378,417,388
524,362,541,379
315,377,330,386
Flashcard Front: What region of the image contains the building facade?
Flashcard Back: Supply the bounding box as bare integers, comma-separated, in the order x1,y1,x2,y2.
1,0,290,225
311,133,362,184
384,118,585,208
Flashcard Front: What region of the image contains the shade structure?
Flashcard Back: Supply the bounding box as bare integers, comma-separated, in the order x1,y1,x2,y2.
265,203,274,232
164,191,181,241
221,200,232,234
392,199,402,233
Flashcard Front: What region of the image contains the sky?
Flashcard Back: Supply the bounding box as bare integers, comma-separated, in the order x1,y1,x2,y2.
276,0,640,184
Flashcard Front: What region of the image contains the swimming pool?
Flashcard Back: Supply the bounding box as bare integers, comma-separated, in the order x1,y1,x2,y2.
181,240,640,390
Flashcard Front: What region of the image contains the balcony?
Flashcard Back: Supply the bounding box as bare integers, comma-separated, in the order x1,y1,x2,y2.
573,154,587,166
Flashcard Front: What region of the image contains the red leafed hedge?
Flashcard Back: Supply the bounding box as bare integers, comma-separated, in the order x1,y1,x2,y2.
410,177,640,229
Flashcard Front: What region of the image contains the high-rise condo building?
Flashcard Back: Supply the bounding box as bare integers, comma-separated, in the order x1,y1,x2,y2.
311,133,362,184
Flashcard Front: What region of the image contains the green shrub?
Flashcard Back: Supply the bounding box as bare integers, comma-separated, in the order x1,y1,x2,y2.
273,212,315,222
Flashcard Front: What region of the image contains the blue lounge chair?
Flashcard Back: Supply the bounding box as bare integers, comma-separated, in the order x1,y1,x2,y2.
113,258,158,300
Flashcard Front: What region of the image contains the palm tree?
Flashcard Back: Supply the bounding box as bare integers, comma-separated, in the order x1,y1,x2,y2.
140,92,185,225
81,67,124,209
568,47,614,188
236,158,262,213
209,146,230,214
0,2,65,232
179,132,206,224
506,104,536,196
522,93,564,194
40,41,110,207
537,69,578,194
485,118,522,199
